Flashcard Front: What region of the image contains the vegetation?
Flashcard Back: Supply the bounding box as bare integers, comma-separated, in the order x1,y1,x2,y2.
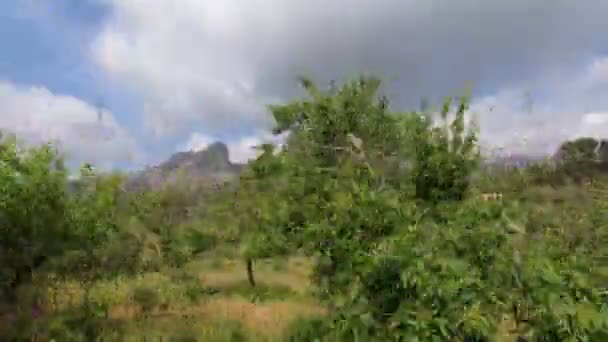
1,76,607,341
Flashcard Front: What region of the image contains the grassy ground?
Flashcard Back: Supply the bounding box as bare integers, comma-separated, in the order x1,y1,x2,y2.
3,255,534,341
35,256,324,341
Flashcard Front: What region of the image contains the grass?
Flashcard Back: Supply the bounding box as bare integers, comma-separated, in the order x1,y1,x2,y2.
196,257,313,296
10,254,541,341
38,256,324,341
113,318,248,341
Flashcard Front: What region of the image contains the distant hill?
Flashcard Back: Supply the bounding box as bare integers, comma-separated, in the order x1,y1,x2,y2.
80,144,557,193
126,142,244,191
484,153,548,169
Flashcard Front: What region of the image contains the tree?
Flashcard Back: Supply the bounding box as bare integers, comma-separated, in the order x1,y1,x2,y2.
554,137,603,183
555,137,599,164
265,77,415,298
234,143,288,287
406,95,479,205
0,135,72,303
267,77,606,341
0,134,134,340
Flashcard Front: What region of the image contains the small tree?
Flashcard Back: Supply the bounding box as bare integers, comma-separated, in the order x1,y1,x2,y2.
0,135,72,304
0,135,128,339
234,143,287,287
406,95,479,205
265,77,413,297
553,137,605,184
555,137,599,164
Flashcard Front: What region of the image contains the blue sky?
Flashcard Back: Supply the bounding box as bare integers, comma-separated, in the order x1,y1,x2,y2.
0,1,146,167
0,1,106,99
1,0,608,170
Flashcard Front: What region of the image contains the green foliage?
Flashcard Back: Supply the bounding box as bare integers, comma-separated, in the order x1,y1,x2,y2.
407,95,479,204
556,137,599,164
58,172,127,279
551,137,608,184
46,304,120,341
0,136,72,301
2,74,608,340
243,76,607,340
132,285,160,313
260,77,478,299
284,317,333,342
263,77,416,296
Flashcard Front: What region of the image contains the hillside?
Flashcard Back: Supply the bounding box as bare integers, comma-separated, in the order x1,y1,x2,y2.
126,142,244,191
3,78,607,341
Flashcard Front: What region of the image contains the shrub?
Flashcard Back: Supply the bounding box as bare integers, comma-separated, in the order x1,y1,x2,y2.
244,76,607,340
284,317,332,342
132,286,159,314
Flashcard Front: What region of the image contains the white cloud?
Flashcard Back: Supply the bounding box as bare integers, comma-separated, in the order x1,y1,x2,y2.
582,57,608,88
468,56,608,156
577,112,608,139
471,92,574,156
0,80,141,169
91,0,608,152
581,112,608,126
91,0,276,137
182,133,215,153
174,52,608,161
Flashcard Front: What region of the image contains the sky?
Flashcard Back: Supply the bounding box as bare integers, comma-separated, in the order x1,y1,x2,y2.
2,0,608,171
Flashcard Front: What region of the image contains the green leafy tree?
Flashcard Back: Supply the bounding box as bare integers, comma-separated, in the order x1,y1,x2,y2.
555,137,599,164
263,76,606,341
265,77,415,299
0,135,130,339
234,143,288,287
556,137,608,185
406,95,479,205
0,135,71,303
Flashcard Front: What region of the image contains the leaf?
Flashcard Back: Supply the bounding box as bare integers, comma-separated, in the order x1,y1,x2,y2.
539,266,562,285
574,303,604,330
444,258,469,275
360,312,375,328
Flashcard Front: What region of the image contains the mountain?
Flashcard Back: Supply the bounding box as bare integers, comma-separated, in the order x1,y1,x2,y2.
474,153,551,176
485,153,547,168
127,142,244,191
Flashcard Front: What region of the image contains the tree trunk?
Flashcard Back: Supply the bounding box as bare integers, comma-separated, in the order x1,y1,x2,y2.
8,255,47,303
246,258,256,287
6,265,33,304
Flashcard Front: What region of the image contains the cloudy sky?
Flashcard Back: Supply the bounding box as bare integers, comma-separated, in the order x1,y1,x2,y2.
1,0,608,170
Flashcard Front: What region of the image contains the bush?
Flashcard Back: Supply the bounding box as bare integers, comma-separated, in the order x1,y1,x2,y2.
2,75,608,341
284,317,332,342
132,286,159,314
360,256,405,321
246,77,608,340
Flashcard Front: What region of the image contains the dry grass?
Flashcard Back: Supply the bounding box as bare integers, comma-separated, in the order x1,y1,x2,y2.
4,254,538,341
106,297,324,338
198,256,313,295
496,317,529,342
199,297,324,337
38,256,324,340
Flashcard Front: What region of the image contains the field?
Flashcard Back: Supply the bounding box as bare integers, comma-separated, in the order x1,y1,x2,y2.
4,254,543,341
1,77,607,341
2,256,326,341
